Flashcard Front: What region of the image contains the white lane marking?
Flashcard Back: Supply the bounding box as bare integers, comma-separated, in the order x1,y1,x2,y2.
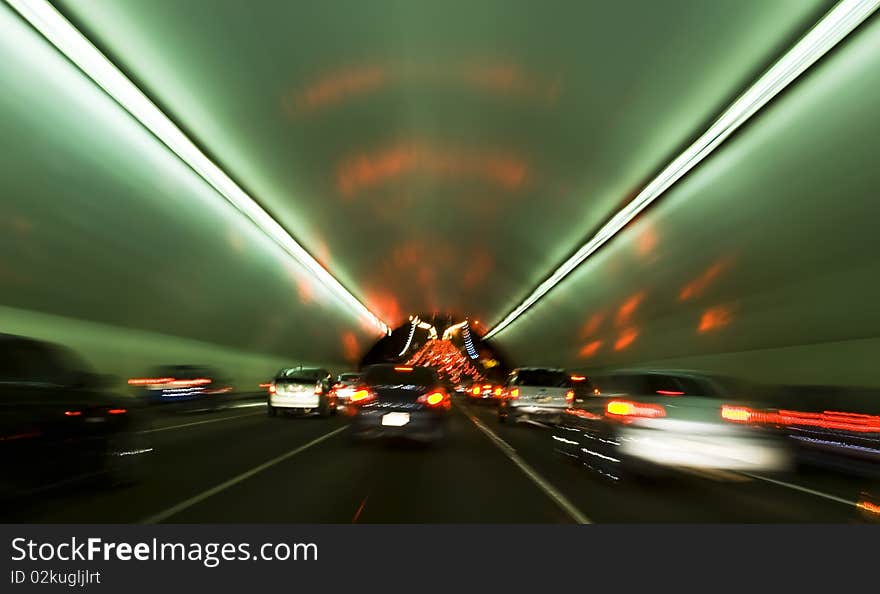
139,411,264,434
141,425,347,524
740,472,859,507
228,401,267,409
465,412,592,524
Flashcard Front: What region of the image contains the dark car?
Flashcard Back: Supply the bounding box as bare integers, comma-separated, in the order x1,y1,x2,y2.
552,369,790,481
129,364,233,411
0,334,151,500
268,367,337,417
348,364,451,443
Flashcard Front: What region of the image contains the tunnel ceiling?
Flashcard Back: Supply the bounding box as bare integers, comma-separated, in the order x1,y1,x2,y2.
53,0,831,328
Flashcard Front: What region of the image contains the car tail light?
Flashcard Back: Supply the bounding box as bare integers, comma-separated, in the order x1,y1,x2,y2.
494,387,502,396
472,386,481,395
656,390,685,395
64,410,82,417
108,408,127,415
565,390,575,403
418,390,449,408
394,366,413,372
721,405,754,423
509,388,520,399
605,400,666,418
350,387,376,404
269,384,276,395
314,383,324,395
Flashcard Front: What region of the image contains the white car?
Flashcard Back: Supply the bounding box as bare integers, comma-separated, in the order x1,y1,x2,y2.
498,367,574,424
330,372,362,407
268,367,337,417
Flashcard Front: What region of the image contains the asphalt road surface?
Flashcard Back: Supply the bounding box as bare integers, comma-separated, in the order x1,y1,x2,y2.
4,397,875,523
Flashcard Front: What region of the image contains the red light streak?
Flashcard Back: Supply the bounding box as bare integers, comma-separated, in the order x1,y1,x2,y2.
614,328,639,351
579,340,602,358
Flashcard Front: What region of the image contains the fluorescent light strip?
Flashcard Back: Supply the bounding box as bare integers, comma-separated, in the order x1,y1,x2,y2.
484,0,879,340
7,0,389,336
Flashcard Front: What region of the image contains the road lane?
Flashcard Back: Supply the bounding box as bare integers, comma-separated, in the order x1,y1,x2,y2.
5,398,877,523
164,405,576,523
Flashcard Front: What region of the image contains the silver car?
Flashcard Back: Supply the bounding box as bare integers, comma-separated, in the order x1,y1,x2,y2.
498,367,574,424
552,369,791,480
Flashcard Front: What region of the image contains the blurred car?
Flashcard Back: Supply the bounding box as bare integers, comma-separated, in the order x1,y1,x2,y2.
498,367,574,424
467,381,504,404
129,365,233,411
268,367,337,417
348,364,451,443
725,384,880,478
552,369,791,481
330,372,362,407
0,334,151,499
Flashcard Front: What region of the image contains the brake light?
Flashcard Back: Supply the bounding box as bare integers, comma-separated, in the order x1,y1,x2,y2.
394,366,413,372
127,377,174,386
494,387,502,396
656,390,685,396
565,390,575,403
269,384,276,395
510,388,520,399
64,410,82,417
108,408,127,415
570,375,586,382
472,386,481,395
418,390,449,408
606,400,666,418
721,405,754,422
350,388,375,404
314,383,324,395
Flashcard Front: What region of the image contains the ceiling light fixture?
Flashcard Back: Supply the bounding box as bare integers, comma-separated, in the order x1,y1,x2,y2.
484,0,879,340
6,0,389,335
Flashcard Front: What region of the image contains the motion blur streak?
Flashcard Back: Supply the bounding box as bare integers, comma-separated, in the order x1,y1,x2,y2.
5,0,389,336
484,0,880,339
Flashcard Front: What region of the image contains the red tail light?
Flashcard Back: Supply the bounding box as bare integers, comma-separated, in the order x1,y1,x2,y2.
269,384,276,395
472,386,481,395
64,410,82,417
350,387,376,404
565,390,575,403
494,387,502,396
108,408,127,415
656,390,685,396
314,383,324,395
418,390,449,409
509,388,520,399
606,400,666,419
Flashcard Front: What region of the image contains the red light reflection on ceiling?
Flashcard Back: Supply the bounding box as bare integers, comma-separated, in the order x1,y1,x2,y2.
341,331,360,363
636,225,658,257
614,327,639,351
286,60,561,116
462,249,494,289
615,292,646,327
337,142,529,198
579,340,603,358
698,305,733,333
679,259,730,301
580,312,605,338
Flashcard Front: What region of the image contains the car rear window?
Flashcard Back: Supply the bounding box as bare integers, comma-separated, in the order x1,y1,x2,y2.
514,370,571,387
277,368,324,383
364,366,436,386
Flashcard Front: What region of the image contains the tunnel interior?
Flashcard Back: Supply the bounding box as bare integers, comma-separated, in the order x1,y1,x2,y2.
2,0,880,524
